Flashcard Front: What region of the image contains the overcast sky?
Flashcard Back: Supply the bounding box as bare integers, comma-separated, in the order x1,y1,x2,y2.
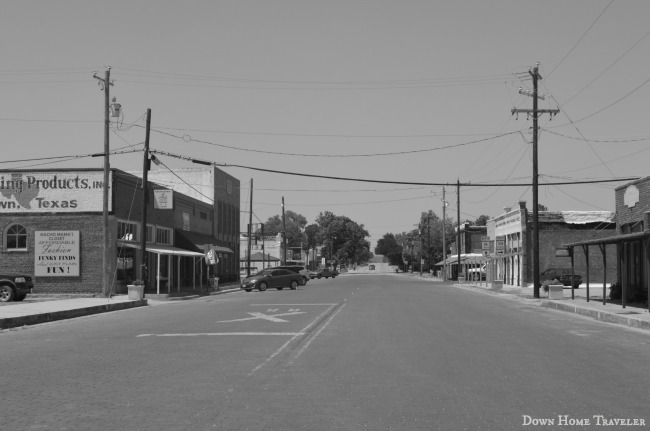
2,0,648,247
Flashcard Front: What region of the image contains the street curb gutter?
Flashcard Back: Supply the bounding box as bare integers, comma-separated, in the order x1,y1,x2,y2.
0,299,148,330
541,300,650,331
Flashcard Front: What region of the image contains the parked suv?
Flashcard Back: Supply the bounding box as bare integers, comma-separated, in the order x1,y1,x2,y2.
0,274,35,302
275,265,310,285
540,268,582,288
467,264,486,281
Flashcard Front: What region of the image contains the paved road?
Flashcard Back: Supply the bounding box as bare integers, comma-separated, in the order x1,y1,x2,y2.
2,274,649,430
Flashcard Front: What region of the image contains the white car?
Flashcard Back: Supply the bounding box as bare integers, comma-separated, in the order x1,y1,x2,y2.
467,264,486,281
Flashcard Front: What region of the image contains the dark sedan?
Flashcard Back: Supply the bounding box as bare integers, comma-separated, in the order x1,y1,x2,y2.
241,268,302,292
540,268,582,288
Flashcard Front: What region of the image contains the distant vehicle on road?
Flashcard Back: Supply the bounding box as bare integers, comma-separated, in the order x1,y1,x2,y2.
240,269,302,292
0,274,34,302
540,268,582,288
310,268,339,279
368,264,375,270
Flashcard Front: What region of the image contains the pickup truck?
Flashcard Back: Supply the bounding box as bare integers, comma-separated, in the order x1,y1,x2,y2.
0,274,35,302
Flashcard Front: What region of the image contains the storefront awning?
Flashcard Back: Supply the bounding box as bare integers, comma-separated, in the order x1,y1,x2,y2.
175,230,234,255
562,231,650,248
117,241,205,257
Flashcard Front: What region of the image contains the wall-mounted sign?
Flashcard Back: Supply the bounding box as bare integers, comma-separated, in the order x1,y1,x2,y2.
624,185,639,208
153,189,173,209
34,231,80,276
0,171,112,213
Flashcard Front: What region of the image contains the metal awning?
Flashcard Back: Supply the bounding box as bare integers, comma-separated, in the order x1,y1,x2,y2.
175,230,234,255
117,241,204,257
563,231,650,248
434,253,485,266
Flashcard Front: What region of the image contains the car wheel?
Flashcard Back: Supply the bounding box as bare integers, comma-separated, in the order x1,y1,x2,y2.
0,285,15,302
290,280,298,290
14,293,27,301
244,289,252,292
258,282,268,292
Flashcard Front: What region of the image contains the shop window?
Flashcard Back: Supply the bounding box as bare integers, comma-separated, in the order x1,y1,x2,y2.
156,227,172,245
117,247,136,282
117,220,138,241
5,224,27,251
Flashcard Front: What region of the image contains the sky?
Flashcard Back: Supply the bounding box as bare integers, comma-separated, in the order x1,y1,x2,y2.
2,0,649,249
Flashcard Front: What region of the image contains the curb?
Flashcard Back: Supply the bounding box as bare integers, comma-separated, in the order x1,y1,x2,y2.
0,299,148,330
541,300,650,331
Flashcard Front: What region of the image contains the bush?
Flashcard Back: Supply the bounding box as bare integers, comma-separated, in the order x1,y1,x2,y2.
608,282,622,301
541,279,560,293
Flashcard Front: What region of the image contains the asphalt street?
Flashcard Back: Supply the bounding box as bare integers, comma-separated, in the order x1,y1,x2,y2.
2,274,649,430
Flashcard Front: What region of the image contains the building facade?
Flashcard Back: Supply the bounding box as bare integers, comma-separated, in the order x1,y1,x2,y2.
0,167,238,296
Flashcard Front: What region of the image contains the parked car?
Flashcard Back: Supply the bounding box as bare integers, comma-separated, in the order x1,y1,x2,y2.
467,264,486,281
313,268,338,279
275,265,310,285
540,268,582,288
241,268,302,292
0,274,34,302
368,264,375,270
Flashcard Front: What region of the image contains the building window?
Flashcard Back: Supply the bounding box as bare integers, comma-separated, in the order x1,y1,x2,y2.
5,224,27,250
117,220,138,241
156,227,172,245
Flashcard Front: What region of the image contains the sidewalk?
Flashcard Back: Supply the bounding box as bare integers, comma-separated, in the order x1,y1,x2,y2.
0,283,242,330
451,278,650,332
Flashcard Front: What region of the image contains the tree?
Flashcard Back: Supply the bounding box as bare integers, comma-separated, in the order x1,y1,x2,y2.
315,211,371,267
263,210,307,248
474,215,490,226
375,233,403,267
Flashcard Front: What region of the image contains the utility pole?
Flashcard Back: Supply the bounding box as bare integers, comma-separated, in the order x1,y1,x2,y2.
456,179,461,282
442,186,447,281
140,109,151,286
261,223,266,270
247,179,253,277
511,63,559,298
281,197,286,265
93,68,114,297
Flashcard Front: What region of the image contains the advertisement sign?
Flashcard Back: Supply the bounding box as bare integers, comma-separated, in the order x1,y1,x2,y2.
153,189,173,209
34,231,80,276
0,171,111,213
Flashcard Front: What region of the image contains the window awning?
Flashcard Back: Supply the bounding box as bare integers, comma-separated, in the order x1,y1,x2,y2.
175,230,234,255
117,241,205,257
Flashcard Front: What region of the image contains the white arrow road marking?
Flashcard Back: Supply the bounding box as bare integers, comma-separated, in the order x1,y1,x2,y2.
216,311,305,323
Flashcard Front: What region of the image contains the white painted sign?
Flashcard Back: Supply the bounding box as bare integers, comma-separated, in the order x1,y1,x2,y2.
34,231,80,276
153,189,173,209
0,171,111,213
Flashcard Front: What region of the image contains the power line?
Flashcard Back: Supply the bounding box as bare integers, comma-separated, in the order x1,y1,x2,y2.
151,148,640,187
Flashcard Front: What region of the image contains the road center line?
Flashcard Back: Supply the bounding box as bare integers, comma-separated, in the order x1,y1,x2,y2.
247,302,340,376
137,332,304,337
290,302,346,364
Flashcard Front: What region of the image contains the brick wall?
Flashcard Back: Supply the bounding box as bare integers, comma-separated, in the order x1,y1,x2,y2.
527,222,617,284
0,213,108,294
615,177,650,232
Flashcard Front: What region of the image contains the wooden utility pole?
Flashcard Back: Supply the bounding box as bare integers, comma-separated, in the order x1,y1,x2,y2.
247,179,253,277
456,179,461,282
140,109,151,285
511,64,559,298
442,186,447,281
282,197,287,265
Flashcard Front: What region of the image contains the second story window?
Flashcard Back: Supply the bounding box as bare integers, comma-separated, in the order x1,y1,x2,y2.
156,227,172,245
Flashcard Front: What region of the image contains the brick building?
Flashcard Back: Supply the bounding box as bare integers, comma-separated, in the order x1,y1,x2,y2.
486,201,617,286
0,167,238,296
564,176,650,308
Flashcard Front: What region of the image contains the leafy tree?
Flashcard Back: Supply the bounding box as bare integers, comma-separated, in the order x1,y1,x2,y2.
263,210,307,248
375,233,403,267
315,211,371,267
474,215,490,226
